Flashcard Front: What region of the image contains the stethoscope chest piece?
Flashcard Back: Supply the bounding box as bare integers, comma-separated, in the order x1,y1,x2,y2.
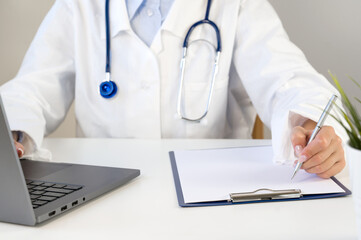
100,79,117,98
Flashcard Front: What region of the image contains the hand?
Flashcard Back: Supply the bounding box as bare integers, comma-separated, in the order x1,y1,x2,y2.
12,132,25,158
291,120,345,178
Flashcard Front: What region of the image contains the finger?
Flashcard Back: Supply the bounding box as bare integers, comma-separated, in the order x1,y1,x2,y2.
301,137,337,170
294,145,303,158
14,141,25,158
316,159,346,179
291,126,308,149
291,126,310,157
304,137,344,175
298,126,335,163
304,150,338,174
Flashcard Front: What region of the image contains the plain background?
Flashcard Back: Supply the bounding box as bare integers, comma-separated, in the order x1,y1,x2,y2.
0,0,360,139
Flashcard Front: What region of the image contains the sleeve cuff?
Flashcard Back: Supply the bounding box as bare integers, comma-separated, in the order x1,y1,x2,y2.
12,130,52,161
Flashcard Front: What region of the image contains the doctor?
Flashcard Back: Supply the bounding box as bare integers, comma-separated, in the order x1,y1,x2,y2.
2,0,345,178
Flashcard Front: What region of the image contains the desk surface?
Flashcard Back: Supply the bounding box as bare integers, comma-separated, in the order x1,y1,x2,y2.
0,138,357,240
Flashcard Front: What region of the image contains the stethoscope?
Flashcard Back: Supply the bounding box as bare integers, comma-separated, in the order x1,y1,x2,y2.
100,0,221,122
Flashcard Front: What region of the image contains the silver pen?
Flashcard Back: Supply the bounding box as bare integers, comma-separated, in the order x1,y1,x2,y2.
291,94,338,180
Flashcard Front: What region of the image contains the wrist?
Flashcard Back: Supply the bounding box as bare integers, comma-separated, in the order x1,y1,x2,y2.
12,131,24,143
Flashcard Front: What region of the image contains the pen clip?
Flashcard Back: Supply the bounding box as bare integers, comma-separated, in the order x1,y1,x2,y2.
229,188,302,203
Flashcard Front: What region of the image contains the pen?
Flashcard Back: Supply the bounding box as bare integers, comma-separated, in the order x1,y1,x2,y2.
291,94,338,180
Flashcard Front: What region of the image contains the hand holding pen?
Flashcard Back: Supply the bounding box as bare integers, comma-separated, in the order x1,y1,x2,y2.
290,95,345,179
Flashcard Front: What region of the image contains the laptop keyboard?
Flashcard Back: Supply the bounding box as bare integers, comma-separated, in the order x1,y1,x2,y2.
26,180,83,209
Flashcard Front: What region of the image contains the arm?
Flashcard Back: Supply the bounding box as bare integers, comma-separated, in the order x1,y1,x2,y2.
232,0,346,168
1,0,75,155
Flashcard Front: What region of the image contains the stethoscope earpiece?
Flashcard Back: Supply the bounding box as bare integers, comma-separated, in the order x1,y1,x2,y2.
100,80,117,98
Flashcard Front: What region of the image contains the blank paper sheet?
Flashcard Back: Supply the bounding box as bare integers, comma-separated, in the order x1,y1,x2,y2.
174,145,345,204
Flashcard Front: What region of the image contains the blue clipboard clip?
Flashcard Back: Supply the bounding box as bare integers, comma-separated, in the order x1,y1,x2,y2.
229,188,302,203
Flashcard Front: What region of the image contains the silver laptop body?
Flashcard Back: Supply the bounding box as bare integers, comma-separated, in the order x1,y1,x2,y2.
0,96,140,225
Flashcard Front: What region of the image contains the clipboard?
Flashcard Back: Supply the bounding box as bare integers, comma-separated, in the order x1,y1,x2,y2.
169,145,351,207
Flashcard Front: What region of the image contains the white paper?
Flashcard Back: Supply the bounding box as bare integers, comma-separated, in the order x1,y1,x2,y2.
174,145,345,203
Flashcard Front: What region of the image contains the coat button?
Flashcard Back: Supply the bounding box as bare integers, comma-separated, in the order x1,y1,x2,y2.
147,9,154,17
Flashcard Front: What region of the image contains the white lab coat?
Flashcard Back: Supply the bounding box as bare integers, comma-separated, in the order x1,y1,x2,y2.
0,0,344,163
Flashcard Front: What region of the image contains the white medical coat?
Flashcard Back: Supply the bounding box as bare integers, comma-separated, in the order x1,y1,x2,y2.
0,0,344,163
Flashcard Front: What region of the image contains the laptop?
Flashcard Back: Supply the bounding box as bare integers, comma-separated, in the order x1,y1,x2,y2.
0,96,140,225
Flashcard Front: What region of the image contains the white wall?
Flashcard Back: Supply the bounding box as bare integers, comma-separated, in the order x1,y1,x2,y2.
269,0,361,106
0,0,54,81
1,0,360,138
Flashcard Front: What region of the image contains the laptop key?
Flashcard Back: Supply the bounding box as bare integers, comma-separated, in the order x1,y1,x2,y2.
30,182,43,186
32,190,46,195
45,188,74,194
52,184,67,188
42,182,55,187
32,200,48,206
38,196,57,202
30,195,41,200
43,192,65,198
64,185,83,190
32,186,47,191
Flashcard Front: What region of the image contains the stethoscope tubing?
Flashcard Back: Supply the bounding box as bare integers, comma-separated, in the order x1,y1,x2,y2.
183,19,221,52
177,0,222,122
105,0,111,74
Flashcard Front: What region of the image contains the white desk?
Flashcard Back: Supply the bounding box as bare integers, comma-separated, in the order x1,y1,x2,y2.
0,138,357,240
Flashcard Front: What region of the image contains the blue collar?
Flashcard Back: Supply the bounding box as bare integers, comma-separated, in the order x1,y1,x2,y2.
126,0,143,20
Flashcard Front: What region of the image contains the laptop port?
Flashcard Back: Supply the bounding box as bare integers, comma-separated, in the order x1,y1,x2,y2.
48,211,56,217
61,205,68,212
72,200,78,206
